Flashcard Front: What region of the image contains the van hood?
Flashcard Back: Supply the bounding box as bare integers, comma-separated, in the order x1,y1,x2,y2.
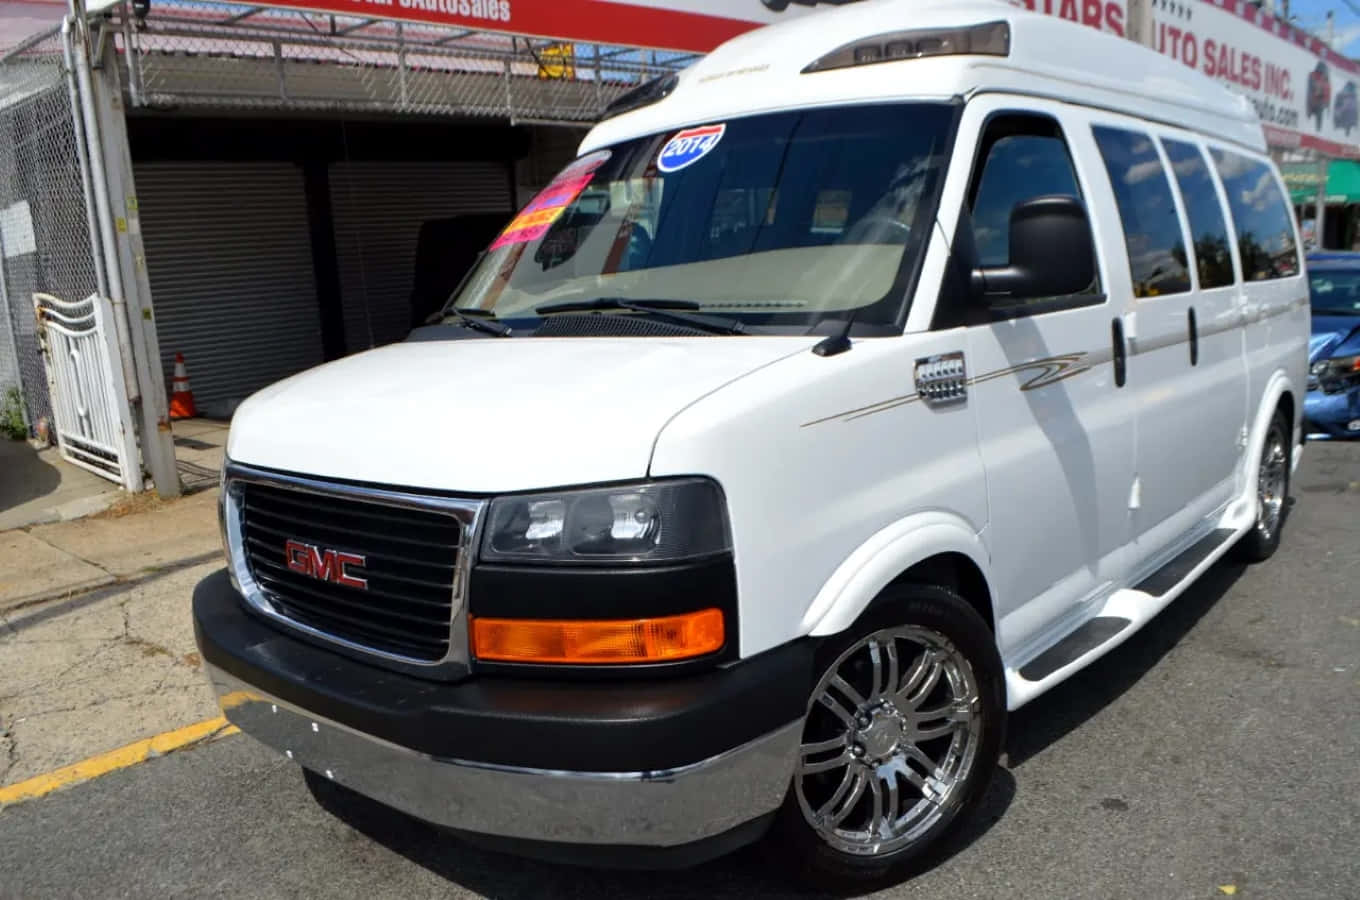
226,335,812,494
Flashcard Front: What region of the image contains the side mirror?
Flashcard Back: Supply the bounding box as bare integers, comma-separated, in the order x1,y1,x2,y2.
972,195,1095,299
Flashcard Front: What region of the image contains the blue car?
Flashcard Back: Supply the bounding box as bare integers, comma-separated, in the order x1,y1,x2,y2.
1305,252,1360,438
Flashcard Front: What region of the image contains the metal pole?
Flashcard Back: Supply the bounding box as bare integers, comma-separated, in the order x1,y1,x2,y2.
272,40,288,102
504,36,516,123
120,8,142,109
593,46,603,115
1315,155,1328,250
90,32,181,497
62,17,108,300
67,4,137,402
1126,0,1155,47
396,22,408,108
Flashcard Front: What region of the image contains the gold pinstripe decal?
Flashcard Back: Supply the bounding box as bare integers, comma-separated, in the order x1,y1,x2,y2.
801,352,1094,427
799,294,1306,428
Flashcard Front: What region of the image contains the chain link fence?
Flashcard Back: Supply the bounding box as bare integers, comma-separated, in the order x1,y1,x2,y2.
118,0,691,122
0,30,102,439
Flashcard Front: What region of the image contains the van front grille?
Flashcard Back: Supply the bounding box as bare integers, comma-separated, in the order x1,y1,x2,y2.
239,481,464,662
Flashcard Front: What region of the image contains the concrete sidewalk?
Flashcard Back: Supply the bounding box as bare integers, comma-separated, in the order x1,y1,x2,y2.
0,418,228,533
1,486,227,788
0,440,121,532
0,489,222,614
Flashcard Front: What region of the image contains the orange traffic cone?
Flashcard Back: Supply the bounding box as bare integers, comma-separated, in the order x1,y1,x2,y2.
169,353,197,419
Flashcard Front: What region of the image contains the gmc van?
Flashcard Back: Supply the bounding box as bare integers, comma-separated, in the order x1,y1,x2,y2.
195,0,1309,887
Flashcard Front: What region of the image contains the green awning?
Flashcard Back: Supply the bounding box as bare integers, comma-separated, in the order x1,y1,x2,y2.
1282,160,1360,205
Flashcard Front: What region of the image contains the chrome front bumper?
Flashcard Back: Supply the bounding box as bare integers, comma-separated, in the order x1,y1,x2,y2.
209,664,801,848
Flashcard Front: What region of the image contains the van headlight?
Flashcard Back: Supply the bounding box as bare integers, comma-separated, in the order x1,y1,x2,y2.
481,479,730,564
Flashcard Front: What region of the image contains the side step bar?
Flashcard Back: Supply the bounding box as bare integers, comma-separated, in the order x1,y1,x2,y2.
1018,616,1131,682
1007,526,1242,707
1133,529,1236,597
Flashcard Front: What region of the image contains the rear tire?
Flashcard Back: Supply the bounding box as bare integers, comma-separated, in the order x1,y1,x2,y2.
766,583,1004,890
1233,408,1291,563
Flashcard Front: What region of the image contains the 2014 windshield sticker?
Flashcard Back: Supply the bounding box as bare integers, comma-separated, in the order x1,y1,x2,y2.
491,150,611,249
657,124,726,173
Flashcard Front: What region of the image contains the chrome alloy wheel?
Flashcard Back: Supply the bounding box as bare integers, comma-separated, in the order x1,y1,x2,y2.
1256,423,1288,541
795,626,982,857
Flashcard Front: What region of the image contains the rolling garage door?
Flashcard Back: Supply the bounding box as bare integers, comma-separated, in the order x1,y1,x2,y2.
136,162,323,413
329,160,513,352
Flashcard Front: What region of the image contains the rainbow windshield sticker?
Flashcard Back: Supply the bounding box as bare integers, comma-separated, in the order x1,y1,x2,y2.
657,124,726,173
491,150,611,249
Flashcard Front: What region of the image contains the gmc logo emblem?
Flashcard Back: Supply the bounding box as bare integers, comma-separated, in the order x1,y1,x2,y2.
285,540,367,590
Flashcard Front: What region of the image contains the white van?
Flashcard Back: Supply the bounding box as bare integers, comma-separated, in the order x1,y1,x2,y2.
196,0,1309,886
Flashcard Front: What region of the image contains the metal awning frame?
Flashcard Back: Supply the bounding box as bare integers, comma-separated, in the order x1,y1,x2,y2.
91,0,690,124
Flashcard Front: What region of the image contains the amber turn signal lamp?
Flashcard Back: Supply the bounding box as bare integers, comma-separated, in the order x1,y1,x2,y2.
471,609,725,664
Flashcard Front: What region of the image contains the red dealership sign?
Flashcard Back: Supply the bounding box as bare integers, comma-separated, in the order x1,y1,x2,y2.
250,0,809,52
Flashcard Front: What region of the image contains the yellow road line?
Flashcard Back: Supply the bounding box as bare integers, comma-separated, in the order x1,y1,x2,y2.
0,716,240,808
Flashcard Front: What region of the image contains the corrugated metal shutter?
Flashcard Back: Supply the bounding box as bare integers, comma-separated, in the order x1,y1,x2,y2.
136,162,322,411
329,161,512,351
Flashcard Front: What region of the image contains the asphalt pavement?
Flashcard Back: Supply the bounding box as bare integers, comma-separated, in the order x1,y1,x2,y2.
1,443,1357,900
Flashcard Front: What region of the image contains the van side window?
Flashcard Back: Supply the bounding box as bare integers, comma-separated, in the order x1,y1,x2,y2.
967,115,1100,315
1160,139,1237,289
1091,126,1192,298
1211,150,1301,281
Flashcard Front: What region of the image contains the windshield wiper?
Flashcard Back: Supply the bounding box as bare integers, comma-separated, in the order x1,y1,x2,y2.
440,307,511,337
535,297,746,335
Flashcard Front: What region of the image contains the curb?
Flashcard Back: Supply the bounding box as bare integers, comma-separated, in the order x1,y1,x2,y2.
0,573,118,616
1,550,222,619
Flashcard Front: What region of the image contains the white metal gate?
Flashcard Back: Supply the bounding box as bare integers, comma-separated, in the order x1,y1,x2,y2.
32,292,141,491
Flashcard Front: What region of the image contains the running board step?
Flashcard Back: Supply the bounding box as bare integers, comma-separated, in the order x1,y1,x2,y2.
1018,616,1132,682
1134,528,1236,597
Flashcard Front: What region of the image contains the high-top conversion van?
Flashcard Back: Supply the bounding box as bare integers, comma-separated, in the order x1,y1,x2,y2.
195,0,1309,886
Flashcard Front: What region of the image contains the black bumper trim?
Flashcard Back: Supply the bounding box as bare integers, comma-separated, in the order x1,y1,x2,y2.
194,569,814,772
446,813,777,870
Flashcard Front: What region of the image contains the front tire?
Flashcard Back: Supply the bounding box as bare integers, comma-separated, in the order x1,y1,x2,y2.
1234,408,1291,563
767,583,1005,889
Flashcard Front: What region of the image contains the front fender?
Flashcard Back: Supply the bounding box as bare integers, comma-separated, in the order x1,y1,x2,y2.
800,512,992,638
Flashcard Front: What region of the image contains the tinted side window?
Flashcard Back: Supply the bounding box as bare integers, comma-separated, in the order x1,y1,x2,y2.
971,133,1083,268
1091,126,1191,298
1211,150,1300,281
1161,139,1236,288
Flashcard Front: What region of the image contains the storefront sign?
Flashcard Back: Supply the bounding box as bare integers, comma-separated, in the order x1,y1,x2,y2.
1146,0,1360,158
1021,1,1360,158
247,0,1360,158
1281,159,1360,204
248,0,801,53
1014,0,1127,36
248,0,1129,54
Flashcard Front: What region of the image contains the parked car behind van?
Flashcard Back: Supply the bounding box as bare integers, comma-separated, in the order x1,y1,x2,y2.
195,0,1309,888
1304,251,1360,437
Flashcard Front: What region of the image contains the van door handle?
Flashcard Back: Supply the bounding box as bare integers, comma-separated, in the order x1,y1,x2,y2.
1188,307,1199,366
1111,318,1127,388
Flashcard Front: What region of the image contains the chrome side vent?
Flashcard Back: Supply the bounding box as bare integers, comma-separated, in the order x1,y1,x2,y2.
915,352,968,406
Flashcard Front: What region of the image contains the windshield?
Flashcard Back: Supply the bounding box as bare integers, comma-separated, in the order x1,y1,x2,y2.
448,103,956,332
1309,268,1360,315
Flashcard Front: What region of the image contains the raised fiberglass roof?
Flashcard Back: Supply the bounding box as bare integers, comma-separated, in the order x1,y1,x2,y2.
582,0,1265,156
